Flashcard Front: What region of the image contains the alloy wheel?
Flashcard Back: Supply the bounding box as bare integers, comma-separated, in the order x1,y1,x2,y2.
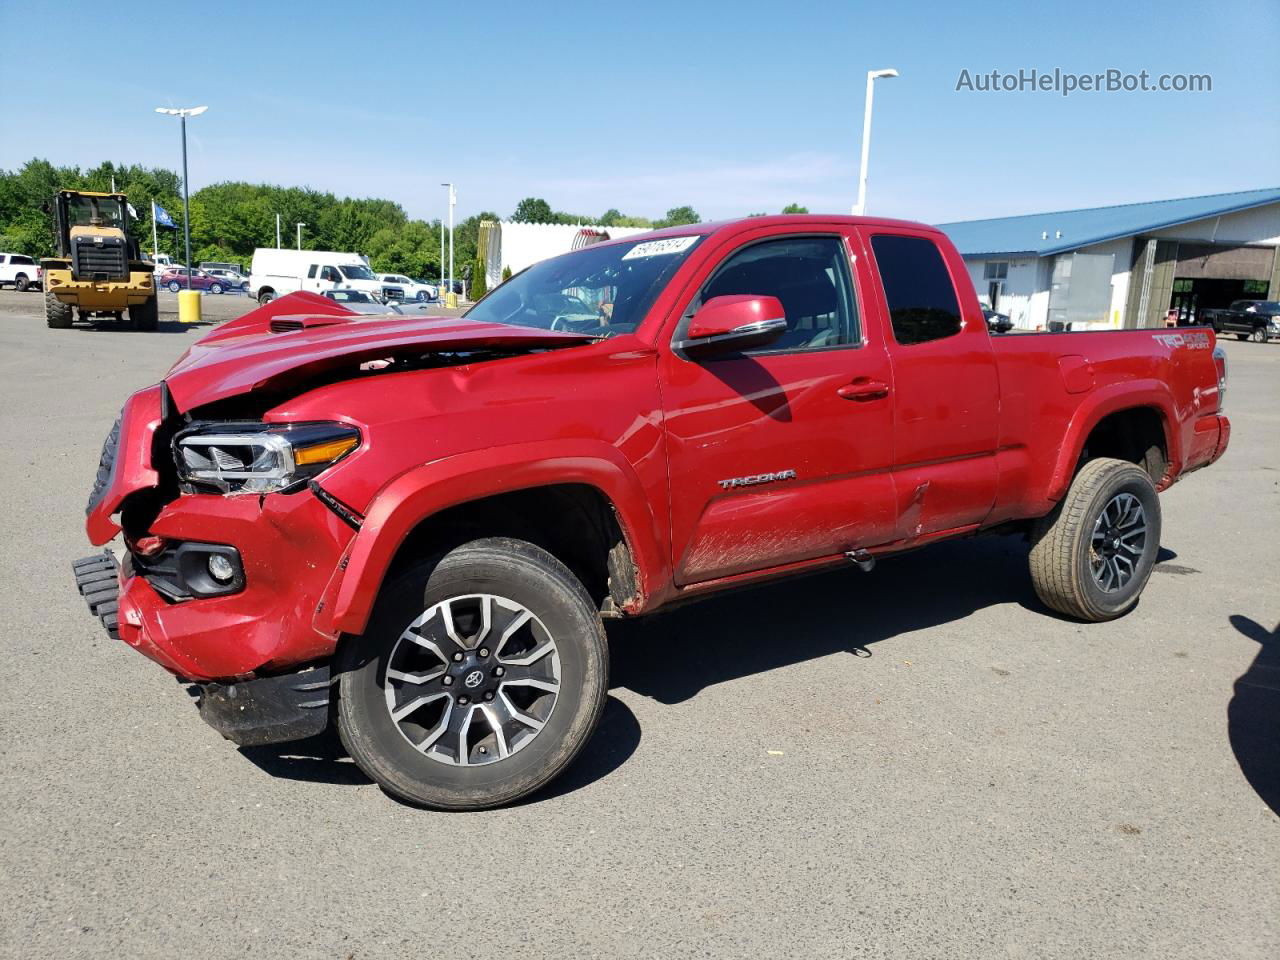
383,594,561,766
1089,492,1147,592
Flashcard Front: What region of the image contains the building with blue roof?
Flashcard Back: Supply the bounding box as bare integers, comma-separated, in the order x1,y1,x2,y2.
938,188,1280,331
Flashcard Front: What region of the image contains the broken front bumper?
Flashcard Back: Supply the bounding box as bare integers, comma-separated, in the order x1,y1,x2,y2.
194,664,332,746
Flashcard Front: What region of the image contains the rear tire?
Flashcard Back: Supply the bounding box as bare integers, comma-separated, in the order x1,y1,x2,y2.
129,295,158,331
45,289,73,329
15,274,29,292
167,280,181,293
1235,333,1248,341
1028,457,1161,622
210,283,224,295
336,538,608,810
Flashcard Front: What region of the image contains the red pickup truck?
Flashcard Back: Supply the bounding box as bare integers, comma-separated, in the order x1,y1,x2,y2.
74,215,1230,809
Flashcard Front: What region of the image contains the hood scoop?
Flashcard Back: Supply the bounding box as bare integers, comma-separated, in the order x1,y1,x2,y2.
269,314,358,334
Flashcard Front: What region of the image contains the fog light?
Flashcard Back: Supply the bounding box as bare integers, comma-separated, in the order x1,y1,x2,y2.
208,554,235,583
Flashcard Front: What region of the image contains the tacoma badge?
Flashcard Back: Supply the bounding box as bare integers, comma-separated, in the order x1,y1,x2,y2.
718,469,798,490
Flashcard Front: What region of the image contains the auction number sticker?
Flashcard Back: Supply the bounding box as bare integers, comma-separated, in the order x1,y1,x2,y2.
622,236,699,260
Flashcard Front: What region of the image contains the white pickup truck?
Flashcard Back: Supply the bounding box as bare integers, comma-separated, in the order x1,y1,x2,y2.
0,252,42,291
377,273,437,302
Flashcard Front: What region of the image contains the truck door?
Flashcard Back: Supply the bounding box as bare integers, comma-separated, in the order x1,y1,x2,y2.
659,227,898,585
858,228,999,540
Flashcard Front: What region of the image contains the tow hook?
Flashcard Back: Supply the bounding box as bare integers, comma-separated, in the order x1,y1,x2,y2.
845,549,876,573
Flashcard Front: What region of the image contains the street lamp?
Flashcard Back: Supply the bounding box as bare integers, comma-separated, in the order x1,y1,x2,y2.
296,222,306,250
441,182,456,304
852,69,898,216
154,105,208,289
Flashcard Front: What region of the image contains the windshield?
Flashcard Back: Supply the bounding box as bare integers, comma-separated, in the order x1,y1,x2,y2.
464,235,702,334
67,195,125,229
339,264,376,281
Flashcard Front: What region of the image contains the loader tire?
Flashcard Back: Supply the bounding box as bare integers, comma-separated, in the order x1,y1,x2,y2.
45,289,73,329
130,295,159,332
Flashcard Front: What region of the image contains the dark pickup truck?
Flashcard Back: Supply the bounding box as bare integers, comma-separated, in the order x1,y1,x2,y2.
1202,300,1280,342
74,215,1231,810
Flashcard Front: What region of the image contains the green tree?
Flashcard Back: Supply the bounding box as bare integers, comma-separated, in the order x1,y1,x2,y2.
781,203,809,214
599,208,623,226
654,205,699,228
469,256,487,300
512,197,553,223
501,265,513,282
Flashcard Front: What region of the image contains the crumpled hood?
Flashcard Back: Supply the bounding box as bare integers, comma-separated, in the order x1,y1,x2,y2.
163,291,593,412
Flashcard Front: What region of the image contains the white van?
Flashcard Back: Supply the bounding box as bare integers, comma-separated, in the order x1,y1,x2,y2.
248,249,402,304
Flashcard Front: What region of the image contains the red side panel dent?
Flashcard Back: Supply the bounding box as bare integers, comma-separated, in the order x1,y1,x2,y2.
116,491,356,681
324,442,667,636
86,384,165,545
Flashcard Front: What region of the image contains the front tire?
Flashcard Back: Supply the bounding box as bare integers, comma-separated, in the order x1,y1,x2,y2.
336,538,609,810
417,290,428,301
1250,327,1266,343
258,289,275,305
1029,457,1162,622
45,289,73,328
167,280,181,293
210,283,224,295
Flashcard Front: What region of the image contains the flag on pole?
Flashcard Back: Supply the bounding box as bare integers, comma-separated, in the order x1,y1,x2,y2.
153,203,177,229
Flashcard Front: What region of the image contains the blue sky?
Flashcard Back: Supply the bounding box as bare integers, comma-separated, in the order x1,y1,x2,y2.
2,0,1276,225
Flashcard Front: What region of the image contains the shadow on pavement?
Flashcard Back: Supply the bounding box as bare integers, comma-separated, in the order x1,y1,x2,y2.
607,534,1036,705
238,729,370,786
236,694,642,807
1227,615,1280,815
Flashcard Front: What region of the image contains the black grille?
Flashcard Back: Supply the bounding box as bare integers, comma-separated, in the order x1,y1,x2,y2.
72,237,127,280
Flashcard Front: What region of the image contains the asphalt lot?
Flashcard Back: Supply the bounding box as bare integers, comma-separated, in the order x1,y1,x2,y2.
0,287,1276,959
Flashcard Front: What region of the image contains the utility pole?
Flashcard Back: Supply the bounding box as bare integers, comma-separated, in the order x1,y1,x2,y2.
154,105,207,288
441,182,456,306
296,222,306,250
276,213,282,248
852,69,898,216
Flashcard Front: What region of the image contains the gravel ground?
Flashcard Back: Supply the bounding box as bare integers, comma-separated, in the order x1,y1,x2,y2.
0,287,1275,959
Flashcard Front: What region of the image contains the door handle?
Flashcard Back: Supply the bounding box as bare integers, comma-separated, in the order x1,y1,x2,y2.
837,379,890,401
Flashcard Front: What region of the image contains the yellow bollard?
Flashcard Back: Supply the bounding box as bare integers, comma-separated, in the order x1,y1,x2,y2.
445,291,458,309
177,289,202,325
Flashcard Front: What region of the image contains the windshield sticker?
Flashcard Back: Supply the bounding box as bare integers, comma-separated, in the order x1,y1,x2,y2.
621,236,699,260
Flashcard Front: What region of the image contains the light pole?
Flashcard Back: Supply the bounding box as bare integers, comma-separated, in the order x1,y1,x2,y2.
440,183,456,303
296,222,306,250
276,213,282,248
852,69,898,216
154,105,208,289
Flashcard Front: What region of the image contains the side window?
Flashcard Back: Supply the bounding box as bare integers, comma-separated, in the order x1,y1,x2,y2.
322,266,341,282
13,255,34,266
307,264,318,279
697,236,857,351
870,235,963,346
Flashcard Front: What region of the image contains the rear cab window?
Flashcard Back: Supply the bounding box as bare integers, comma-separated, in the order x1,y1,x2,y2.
869,234,963,345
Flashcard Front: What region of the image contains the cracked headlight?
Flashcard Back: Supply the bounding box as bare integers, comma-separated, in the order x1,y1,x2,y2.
174,421,360,494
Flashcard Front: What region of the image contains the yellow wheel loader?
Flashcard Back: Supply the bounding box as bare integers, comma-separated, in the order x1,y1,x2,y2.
40,191,158,330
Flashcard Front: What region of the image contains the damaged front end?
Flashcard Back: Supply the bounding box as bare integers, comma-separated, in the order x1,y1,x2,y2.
73,292,598,744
